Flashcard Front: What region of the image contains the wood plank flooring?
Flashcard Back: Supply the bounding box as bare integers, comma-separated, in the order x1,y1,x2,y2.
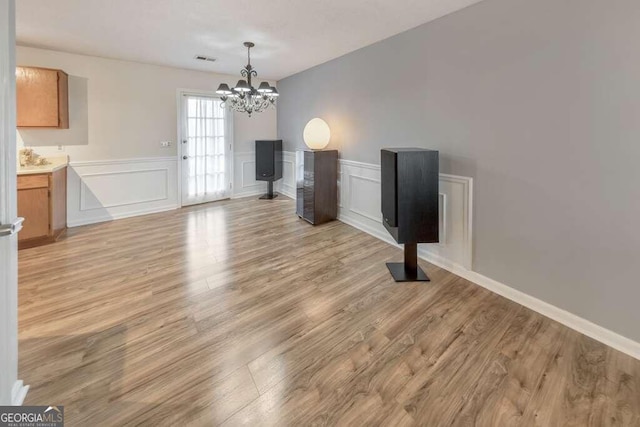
18,196,640,426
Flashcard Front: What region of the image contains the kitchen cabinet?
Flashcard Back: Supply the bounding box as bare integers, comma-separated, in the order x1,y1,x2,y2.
16,66,69,129
18,166,67,249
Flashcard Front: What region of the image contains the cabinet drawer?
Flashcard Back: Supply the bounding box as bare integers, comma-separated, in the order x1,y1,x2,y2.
18,174,49,190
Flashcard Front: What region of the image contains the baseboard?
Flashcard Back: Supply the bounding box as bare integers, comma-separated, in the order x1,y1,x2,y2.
11,380,28,406
277,185,296,200
234,178,296,200
458,269,640,361
68,204,179,228
231,189,265,200
337,212,640,361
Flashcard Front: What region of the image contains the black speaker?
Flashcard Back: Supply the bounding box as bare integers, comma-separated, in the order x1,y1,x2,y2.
381,148,439,282
255,140,282,199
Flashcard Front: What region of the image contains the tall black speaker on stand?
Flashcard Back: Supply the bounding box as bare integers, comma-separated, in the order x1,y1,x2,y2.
381,148,439,282
256,140,283,199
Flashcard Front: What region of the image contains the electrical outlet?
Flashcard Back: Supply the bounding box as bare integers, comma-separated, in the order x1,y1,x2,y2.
160,141,171,148
57,145,64,151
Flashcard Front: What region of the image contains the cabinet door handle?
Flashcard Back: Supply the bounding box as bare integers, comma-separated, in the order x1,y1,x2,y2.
0,218,25,237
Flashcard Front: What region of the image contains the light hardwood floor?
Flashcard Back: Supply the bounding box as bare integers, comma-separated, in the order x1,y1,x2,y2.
18,196,640,426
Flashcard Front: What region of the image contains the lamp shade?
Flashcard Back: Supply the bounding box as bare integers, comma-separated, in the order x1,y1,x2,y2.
234,80,250,92
257,82,273,93
216,83,232,95
303,118,331,150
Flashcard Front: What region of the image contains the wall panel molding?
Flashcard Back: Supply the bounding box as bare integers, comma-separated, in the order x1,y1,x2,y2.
233,151,296,200
337,158,473,270
279,153,296,199
69,151,297,227
79,168,169,211
70,157,176,167
68,157,178,227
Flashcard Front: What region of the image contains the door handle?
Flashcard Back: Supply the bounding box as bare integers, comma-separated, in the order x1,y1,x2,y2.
0,218,24,237
183,156,188,160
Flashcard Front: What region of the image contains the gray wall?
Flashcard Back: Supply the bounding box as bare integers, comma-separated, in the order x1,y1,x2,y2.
277,0,640,342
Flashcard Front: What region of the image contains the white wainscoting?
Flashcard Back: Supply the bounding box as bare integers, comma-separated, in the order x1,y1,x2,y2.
232,151,296,199
279,151,297,199
337,158,473,271
68,157,179,227
65,151,640,359
332,155,639,360
68,152,296,227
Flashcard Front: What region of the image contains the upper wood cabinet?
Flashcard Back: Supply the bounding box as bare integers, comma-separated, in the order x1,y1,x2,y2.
16,66,69,129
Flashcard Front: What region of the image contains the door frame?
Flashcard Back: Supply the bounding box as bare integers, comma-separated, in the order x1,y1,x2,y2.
176,89,234,207
0,0,27,406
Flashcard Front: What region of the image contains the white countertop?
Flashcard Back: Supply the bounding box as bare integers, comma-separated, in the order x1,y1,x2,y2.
17,156,69,175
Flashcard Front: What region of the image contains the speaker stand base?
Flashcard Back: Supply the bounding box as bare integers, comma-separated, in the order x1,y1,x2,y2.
386,263,430,282
386,242,430,282
259,181,277,200
259,193,278,200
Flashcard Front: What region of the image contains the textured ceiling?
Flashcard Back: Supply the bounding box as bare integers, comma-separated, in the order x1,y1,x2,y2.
16,0,486,80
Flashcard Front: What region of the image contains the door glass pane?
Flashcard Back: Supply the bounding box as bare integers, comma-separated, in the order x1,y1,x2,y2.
184,96,228,203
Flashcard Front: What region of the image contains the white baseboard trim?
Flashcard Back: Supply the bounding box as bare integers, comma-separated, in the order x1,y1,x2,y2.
68,204,178,228
278,184,296,200
232,188,295,201
11,380,28,406
231,189,264,200
337,212,640,361
453,266,640,361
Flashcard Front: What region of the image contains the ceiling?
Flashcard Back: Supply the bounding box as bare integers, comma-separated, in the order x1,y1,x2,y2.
16,0,485,81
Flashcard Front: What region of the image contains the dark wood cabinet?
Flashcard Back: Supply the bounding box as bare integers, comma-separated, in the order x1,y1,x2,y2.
296,150,338,225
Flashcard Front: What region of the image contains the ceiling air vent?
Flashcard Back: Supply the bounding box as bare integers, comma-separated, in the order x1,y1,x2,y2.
194,55,216,62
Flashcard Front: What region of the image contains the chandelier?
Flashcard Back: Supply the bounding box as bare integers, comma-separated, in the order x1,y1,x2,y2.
216,42,278,117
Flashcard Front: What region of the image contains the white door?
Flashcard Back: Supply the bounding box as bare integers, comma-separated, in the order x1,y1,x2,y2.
180,93,232,206
1,0,25,406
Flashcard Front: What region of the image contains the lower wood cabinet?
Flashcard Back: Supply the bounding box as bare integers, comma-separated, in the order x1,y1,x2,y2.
18,167,67,249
